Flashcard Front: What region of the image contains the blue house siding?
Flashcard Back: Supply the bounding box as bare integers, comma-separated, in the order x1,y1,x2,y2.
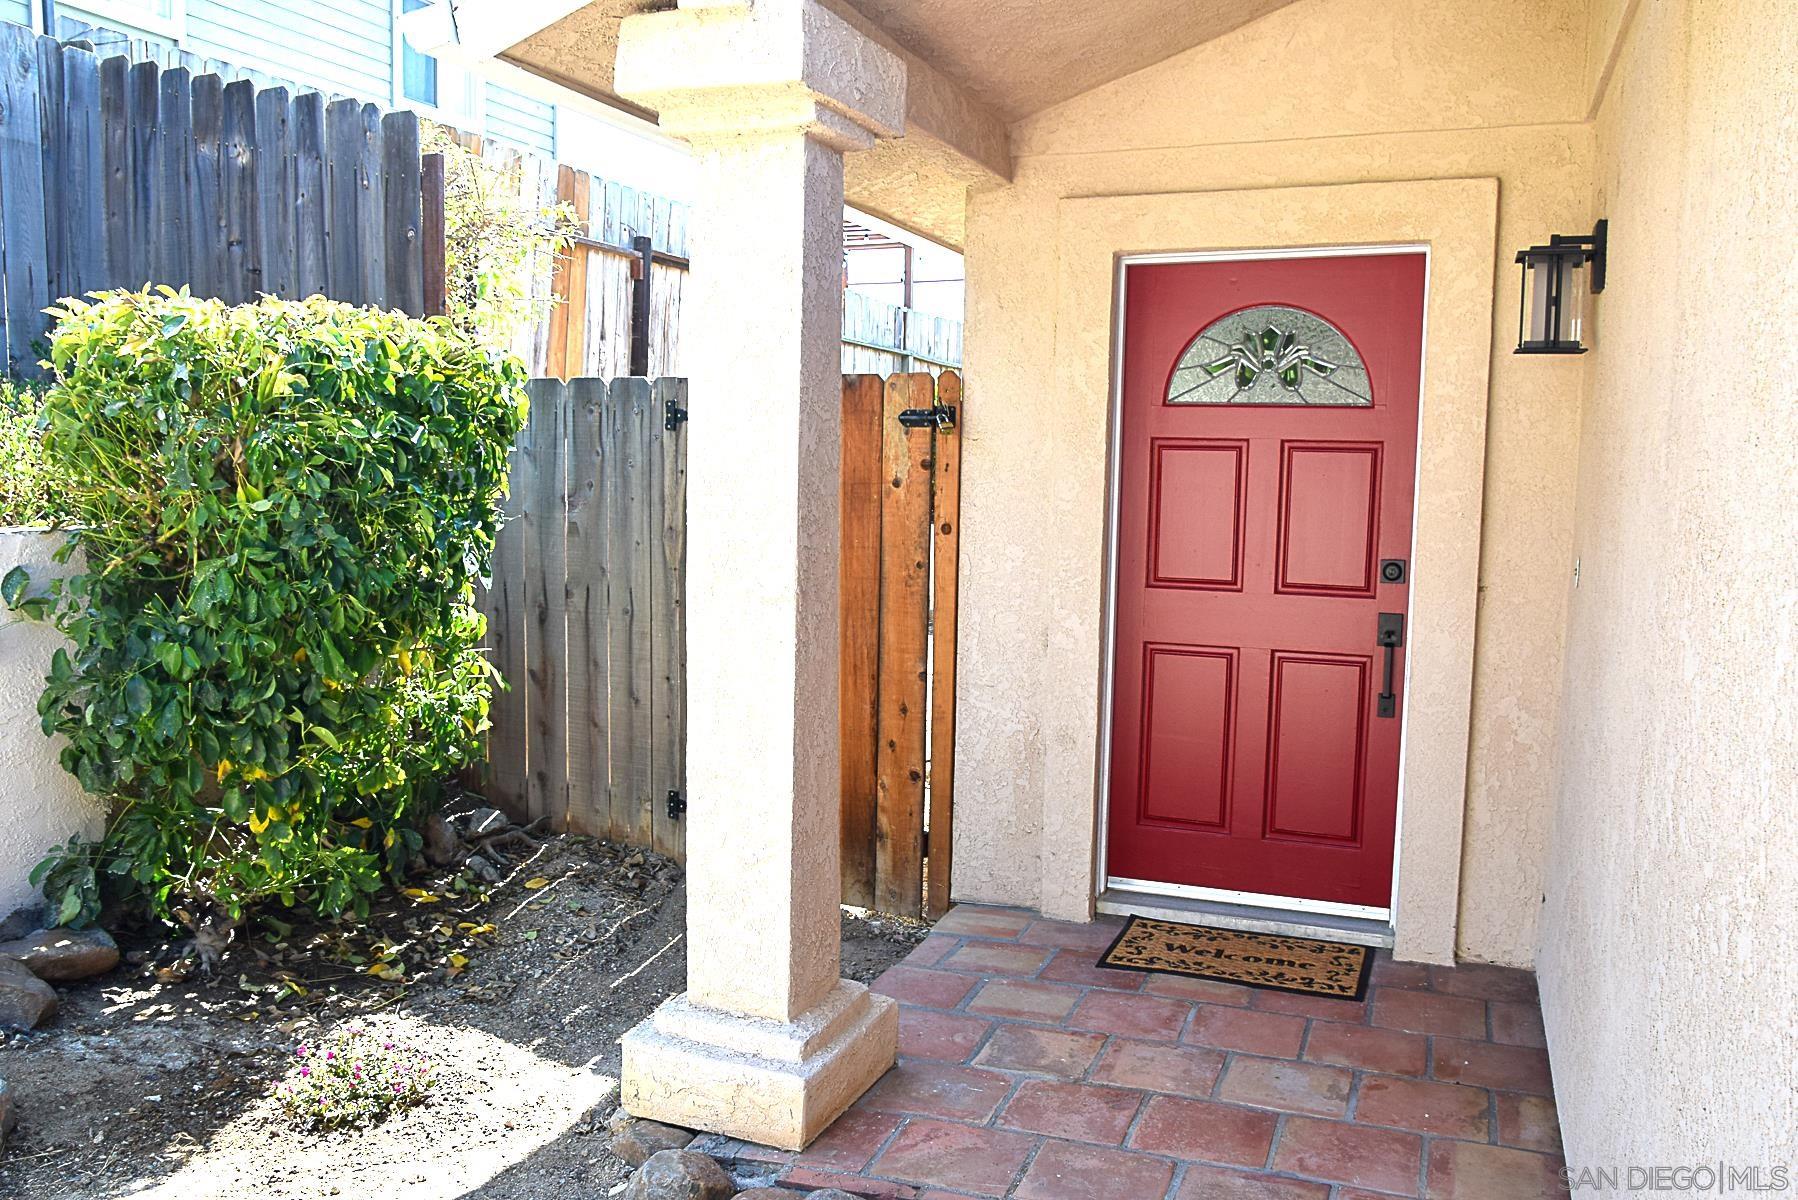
483,83,555,157
0,1,28,30
182,0,392,101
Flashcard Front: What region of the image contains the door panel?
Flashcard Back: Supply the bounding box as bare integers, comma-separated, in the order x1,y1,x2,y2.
1139,643,1235,830
1107,253,1425,908
1149,441,1247,590
1277,443,1382,597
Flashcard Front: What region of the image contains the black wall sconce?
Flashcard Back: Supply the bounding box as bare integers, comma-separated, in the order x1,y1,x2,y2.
1515,219,1607,354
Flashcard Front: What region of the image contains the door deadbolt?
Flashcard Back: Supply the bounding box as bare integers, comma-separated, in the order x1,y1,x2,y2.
1380,559,1407,584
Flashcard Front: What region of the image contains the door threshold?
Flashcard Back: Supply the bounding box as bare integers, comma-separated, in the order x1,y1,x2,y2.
1097,886,1395,949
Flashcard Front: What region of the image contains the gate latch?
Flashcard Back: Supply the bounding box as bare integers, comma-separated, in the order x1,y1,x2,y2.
897,404,957,431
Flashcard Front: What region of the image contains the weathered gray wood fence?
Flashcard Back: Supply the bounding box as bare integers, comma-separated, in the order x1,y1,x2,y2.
0,23,433,377
481,376,689,861
841,290,964,377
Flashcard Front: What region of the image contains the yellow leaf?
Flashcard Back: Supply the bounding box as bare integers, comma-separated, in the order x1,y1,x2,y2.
458,922,497,936
384,829,396,849
216,759,232,783
523,877,550,890
248,809,271,835
349,817,373,829
368,963,405,981
401,888,441,904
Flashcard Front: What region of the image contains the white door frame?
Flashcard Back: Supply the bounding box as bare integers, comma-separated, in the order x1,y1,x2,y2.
1095,244,1429,929
1047,178,1499,964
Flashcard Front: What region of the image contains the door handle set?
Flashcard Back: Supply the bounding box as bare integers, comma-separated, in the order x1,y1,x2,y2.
1376,612,1405,718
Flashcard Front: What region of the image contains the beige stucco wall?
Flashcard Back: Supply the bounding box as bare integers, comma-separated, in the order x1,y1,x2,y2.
1536,0,1798,1169
0,530,103,917
953,0,1596,966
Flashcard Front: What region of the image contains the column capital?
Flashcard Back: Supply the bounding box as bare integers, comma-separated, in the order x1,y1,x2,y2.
615,0,906,153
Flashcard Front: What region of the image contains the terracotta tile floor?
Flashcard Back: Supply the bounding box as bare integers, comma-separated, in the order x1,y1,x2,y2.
704,905,1567,1200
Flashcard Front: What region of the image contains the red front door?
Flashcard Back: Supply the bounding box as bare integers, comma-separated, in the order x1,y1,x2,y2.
1106,253,1425,910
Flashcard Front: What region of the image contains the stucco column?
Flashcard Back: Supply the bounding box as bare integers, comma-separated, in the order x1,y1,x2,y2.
611,0,905,1150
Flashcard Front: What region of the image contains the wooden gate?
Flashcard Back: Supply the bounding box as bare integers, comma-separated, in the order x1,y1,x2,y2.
480,376,689,861
481,371,963,914
840,372,964,919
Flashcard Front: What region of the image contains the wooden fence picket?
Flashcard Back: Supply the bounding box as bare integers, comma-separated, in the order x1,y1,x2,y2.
648,378,686,859
522,379,570,832
0,22,45,375
483,424,530,818
839,374,887,910
873,374,936,916
607,378,655,849
564,376,610,839
926,371,965,918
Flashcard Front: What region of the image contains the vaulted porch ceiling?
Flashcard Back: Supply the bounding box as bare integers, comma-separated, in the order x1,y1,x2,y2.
498,0,1298,124
463,0,1302,245
833,0,1300,122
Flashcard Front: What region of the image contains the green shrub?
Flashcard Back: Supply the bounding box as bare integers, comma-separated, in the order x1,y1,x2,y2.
24,288,525,933
0,382,63,527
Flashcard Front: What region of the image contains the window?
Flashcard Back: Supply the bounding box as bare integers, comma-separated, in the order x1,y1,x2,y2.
401,0,438,107
57,0,184,42
1166,304,1372,407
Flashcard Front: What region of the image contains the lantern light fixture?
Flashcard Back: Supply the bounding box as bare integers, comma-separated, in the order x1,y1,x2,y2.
1515,219,1607,355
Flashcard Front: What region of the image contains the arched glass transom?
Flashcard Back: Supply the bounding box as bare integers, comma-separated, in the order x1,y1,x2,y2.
1166,305,1372,406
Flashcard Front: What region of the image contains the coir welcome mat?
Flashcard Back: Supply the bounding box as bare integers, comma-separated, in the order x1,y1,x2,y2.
1099,916,1373,1000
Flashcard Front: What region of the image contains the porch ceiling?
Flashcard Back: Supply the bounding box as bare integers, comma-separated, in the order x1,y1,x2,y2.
501,0,1300,124
488,0,1301,246
833,0,1301,122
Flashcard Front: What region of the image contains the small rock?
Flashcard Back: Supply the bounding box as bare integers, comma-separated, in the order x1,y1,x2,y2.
421,813,462,867
607,1114,696,1167
0,958,57,1029
732,1192,794,1199
623,1149,734,1200
0,905,42,943
0,1077,16,1147
459,807,507,836
0,927,121,982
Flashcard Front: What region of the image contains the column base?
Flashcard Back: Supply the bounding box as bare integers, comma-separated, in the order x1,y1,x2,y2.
620,979,898,1151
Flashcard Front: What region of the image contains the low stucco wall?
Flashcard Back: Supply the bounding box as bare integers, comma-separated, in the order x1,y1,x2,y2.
951,0,1593,966
0,530,103,917
1536,0,1798,1168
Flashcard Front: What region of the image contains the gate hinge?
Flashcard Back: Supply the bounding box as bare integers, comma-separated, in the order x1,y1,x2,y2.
897,404,956,431
664,396,689,431
666,790,687,820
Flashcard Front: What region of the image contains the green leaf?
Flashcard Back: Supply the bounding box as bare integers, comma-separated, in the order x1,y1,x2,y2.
124,676,153,718
56,886,83,926
1,565,28,608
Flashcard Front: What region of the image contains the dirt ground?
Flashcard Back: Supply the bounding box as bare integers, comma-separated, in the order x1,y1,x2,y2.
0,833,928,1199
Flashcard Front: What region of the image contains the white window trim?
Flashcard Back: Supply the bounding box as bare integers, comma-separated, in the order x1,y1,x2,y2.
62,0,187,42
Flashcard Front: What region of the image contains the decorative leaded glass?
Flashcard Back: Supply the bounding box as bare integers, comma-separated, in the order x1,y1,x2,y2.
1166,305,1372,406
